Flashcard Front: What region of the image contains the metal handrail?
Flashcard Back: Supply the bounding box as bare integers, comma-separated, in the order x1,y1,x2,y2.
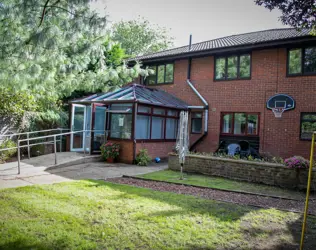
0,128,69,137
12,129,109,174
0,128,70,160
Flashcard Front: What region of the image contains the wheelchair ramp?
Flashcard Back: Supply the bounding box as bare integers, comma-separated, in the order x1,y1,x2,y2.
0,152,102,177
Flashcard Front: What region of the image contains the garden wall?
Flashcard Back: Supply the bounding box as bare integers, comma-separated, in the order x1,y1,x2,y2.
168,154,316,190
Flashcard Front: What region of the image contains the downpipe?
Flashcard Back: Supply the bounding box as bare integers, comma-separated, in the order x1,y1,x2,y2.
186,79,209,151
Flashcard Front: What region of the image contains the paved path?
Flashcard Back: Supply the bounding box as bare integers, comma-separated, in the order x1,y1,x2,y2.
0,153,167,189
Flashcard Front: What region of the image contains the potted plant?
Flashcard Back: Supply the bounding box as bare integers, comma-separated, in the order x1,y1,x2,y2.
100,142,120,163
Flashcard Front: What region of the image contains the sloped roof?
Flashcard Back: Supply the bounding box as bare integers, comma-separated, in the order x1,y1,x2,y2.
70,84,189,109
131,28,312,61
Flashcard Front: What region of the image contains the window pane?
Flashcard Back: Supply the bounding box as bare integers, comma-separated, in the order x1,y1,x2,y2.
222,114,232,133
157,65,165,83
166,118,178,139
146,66,156,85
167,110,177,116
136,115,151,139
301,121,316,140
151,117,165,139
247,114,258,135
289,49,302,74
192,113,202,118
227,56,238,79
153,108,165,115
110,114,132,139
239,54,251,78
138,105,151,113
304,47,316,74
302,114,316,120
165,64,174,82
110,104,132,112
234,113,246,135
192,118,202,133
301,113,316,140
215,58,226,80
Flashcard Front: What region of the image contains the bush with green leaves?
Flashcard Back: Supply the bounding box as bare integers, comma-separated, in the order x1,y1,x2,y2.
0,139,17,163
135,149,152,166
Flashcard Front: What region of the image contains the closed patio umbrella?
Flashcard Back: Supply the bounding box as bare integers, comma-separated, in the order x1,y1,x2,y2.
176,111,189,180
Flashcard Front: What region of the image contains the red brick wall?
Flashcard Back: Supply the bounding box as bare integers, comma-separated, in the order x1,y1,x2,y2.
150,48,316,159
136,141,176,160
108,139,134,163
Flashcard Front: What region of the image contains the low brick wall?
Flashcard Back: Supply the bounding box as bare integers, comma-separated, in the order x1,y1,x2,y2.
168,154,316,190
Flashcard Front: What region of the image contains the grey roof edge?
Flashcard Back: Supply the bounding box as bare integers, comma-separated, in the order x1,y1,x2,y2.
128,28,314,63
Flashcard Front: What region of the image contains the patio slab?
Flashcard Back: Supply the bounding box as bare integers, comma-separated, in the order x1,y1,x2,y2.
0,154,168,189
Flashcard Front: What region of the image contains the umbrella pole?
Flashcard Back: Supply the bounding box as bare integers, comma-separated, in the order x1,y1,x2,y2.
180,163,184,180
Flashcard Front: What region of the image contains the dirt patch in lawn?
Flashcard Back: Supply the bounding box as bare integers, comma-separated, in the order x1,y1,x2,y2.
106,177,316,215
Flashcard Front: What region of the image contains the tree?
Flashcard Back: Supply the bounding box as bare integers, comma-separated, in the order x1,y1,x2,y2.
255,0,316,35
111,17,174,56
0,0,147,129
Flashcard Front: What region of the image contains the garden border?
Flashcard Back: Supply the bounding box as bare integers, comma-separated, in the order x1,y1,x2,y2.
168,153,316,191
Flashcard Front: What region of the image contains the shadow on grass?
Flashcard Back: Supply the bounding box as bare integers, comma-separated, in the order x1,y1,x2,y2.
0,237,76,250
87,179,316,250
87,179,254,222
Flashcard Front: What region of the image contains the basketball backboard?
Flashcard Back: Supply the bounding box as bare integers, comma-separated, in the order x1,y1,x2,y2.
266,94,295,111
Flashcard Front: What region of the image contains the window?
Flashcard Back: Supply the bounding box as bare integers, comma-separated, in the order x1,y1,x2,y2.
136,105,179,140
109,104,133,139
215,54,251,80
288,47,316,75
145,63,174,85
300,113,316,140
191,113,203,133
221,112,259,136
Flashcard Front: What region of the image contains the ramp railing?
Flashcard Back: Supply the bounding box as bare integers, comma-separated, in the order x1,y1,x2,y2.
0,129,108,174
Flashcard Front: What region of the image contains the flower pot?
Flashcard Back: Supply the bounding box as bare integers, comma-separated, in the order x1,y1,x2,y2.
107,157,115,163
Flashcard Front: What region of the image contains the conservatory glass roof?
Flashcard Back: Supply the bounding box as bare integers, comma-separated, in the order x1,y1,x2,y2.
70,84,189,109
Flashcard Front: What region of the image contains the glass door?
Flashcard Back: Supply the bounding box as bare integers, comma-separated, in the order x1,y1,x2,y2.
92,105,107,151
71,104,86,152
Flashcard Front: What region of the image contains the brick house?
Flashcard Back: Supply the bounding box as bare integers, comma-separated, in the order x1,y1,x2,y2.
70,28,316,162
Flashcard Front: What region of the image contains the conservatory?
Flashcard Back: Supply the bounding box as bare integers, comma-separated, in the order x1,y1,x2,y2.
69,84,188,163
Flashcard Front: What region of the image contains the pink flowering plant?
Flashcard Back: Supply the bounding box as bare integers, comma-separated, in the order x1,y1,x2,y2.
284,156,309,169
100,142,120,160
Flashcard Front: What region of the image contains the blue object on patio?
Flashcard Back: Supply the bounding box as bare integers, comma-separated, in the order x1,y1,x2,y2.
155,157,161,163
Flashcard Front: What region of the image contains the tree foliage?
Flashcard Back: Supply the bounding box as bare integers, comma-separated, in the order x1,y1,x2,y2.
255,0,316,35
111,17,174,56
0,0,147,124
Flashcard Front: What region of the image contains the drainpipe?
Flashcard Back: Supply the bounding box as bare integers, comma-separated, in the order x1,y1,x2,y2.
187,80,209,151
185,35,209,151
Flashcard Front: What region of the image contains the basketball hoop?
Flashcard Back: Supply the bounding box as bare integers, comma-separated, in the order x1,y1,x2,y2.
272,107,285,118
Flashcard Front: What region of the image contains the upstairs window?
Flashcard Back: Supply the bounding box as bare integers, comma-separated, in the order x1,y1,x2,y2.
145,63,174,85
288,47,316,75
215,54,251,80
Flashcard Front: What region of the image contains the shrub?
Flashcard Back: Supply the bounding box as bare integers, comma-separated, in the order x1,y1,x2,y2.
260,152,284,164
136,149,152,166
0,139,17,163
284,156,309,169
31,144,46,157
100,142,120,160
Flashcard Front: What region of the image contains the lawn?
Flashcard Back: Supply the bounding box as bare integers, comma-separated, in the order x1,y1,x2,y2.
0,180,315,250
139,170,308,200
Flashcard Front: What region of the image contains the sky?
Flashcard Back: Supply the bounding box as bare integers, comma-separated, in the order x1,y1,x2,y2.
90,0,287,47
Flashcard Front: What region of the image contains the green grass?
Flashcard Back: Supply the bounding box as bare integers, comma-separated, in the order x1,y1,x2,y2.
0,180,315,249
139,170,308,200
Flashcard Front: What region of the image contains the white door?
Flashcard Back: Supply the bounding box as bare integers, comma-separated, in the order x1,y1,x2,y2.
71,104,87,152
